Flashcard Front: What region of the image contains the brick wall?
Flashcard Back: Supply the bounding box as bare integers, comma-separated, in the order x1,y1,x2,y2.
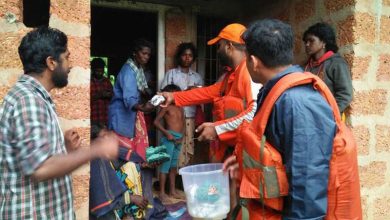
165,8,196,71
50,0,91,218
0,0,91,218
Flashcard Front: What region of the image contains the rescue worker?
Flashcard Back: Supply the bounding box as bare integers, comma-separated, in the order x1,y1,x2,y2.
160,23,261,163
223,19,362,220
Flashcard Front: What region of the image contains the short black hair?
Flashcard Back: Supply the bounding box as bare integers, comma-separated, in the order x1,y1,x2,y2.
243,19,293,68
130,38,153,59
162,84,181,92
18,26,68,74
91,58,105,70
303,22,338,53
174,42,197,67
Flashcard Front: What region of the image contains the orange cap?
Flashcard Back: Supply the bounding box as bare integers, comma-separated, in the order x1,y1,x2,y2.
207,23,246,45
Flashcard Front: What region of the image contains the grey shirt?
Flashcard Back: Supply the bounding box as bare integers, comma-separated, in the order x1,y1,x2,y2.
160,67,203,117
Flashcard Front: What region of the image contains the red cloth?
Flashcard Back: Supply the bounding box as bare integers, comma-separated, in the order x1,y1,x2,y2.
114,112,149,160
305,51,334,69
91,77,113,125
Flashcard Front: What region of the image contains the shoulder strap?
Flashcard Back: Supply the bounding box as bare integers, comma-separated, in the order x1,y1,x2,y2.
220,68,234,96
255,72,342,136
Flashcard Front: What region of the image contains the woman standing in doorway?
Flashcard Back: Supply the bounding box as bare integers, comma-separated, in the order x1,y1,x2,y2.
160,42,203,167
303,22,353,115
108,38,155,160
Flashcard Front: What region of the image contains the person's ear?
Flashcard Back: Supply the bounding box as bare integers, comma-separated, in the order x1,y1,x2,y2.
250,55,263,72
46,56,57,71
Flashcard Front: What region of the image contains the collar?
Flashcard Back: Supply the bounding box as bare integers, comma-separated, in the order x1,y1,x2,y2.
177,67,195,75
306,51,334,69
256,65,303,111
19,74,54,104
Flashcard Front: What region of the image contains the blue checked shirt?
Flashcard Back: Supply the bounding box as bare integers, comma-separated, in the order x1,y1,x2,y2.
0,75,74,219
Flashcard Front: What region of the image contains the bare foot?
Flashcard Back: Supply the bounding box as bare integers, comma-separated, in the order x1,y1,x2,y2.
170,190,186,200
159,193,172,204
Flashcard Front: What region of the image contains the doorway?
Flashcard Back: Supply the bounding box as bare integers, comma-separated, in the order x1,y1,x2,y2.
91,5,158,146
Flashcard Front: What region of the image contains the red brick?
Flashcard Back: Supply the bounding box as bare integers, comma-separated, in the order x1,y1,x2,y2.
354,13,376,43
0,0,22,21
165,62,174,72
166,12,187,39
377,54,390,81
294,32,303,57
351,89,387,115
50,0,90,24
68,36,90,69
166,38,183,59
376,125,390,153
352,125,370,155
72,174,89,209
338,13,376,45
275,8,290,22
337,15,355,46
359,161,386,188
0,31,26,69
351,56,371,80
343,53,354,69
51,86,90,120
0,86,11,103
380,16,390,44
384,0,390,6
374,196,390,220
294,0,315,23
74,127,90,147
324,0,355,12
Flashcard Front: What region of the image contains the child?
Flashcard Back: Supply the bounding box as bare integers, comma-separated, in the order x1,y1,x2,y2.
154,84,185,203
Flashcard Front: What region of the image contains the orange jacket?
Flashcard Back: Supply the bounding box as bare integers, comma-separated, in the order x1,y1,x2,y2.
235,73,362,219
173,60,257,145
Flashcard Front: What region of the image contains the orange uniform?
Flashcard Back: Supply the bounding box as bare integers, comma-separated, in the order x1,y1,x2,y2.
173,60,257,162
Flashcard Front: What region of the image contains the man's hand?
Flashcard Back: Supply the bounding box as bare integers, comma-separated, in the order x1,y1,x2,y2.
166,133,174,141
195,122,217,142
223,155,240,180
141,161,160,169
64,129,81,152
130,195,149,209
92,132,119,160
158,92,174,108
137,102,155,112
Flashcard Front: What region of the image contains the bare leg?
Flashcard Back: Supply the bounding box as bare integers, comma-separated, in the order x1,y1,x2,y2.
159,172,170,203
169,168,185,200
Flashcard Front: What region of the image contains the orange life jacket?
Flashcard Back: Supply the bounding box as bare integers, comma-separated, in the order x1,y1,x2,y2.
210,71,247,162
235,72,362,219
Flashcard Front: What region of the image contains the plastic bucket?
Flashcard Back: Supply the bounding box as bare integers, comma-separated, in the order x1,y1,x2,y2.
179,163,230,219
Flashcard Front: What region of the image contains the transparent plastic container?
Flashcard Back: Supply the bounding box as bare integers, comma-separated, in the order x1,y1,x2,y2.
179,163,230,220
